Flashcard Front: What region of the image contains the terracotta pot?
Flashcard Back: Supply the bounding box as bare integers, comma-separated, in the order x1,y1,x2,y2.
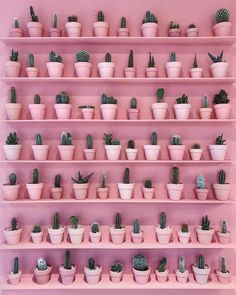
59,265,76,285
110,227,126,244
104,145,121,161
100,104,117,120
156,226,172,244
51,187,63,200
68,226,84,245
199,108,212,120
48,226,65,244
131,231,143,244
49,28,61,37
47,62,64,77
27,22,43,37
93,22,109,36
124,67,136,78
217,231,231,244
133,267,151,285
8,271,22,285
5,103,22,120
168,145,185,160
34,266,52,285
58,145,75,161
110,270,123,283
174,104,191,119
4,145,22,160
190,68,203,78
84,149,96,161
81,108,94,120
141,23,158,37
145,67,157,78
128,109,139,120
26,183,44,200
142,187,154,199
175,269,189,284
65,22,82,37
98,62,115,77
214,104,231,119
26,67,39,78
75,62,92,77
32,145,49,161
4,227,22,245
213,183,230,201
189,148,203,161
31,231,43,244
167,183,183,201
178,231,190,244
152,103,168,120
186,28,199,37
97,187,109,199
213,22,232,36
73,183,89,199
210,62,229,78
217,270,231,284
196,227,214,244
168,28,181,37
195,188,209,201
3,184,20,201
118,183,134,200
84,266,102,284
209,145,227,161
166,61,182,78
5,61,21,77
89,231,102,243
143,145,160,160
117,28,129,37
155,269,169,283
9,28,23,37
29,104,46,120
192,265,210,285
126,148,137,160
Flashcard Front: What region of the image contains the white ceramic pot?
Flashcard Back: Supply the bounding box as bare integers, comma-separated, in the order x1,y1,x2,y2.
110,270,123,283
58,145,75,161
141,23,158,37
75,62,92,78
27,22,43,37
167,183,183,201
155,269,169,283
168,145,185,160
199,108,212,120
81,108,94,120
131,231,143,244
8,271,22,285
142,187,154,199
126,148,137,160
65,22,82,37
73,183,89,199
89,231,102,243
133,267,151,285
84,266,102,284
145,67,157,78
209,145,227,161
156,226,172,244
100,104,117,120
4,145,22,161
31,231,43,244
190,68,203,78
213,183,230,201
166,61,182,78
168,28,181,37
26,67,39,78
110,227,126,244
32,145,49,161
28,104,46,120
50,187,63,200
152,103,168,120
178,231,190,244
4,227,22,245
5,103,22,120
118,183,134,200
47,62,64,77
213,22,232,36
97,187,109,199
5,61,21,77
84,149,96,161
3,184,20,201
98,62,114,78
118,28,129,37
189,148,203,161
68,226,84,244
143,145,160,160
104,145,121,161
210,62,229,78
174,104,191,120
186,28,199,37
195,188,209,201
48,226,64,244
196,227,214,244
26,183,44,200
93,21,109,36
124,67,136,78
213,104,231,119
217,231,231,244
192,265,210,285
54,104,72,120
217,270,231,284
175,269,189,284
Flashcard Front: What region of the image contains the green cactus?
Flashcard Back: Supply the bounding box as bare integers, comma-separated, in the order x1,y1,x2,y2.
97,10,105,22
76,50,90,63
157,258,167,272
144,179,152,188
37,258,47,271
170,52,176,62
9,173,17,185
128,140,135,149
91,222,100,233
123,168,130,184
208,50,224,63
213,89,229,104
60,132,72,145
9,87,17,103
49,51,62,63
220,257,228,273
192,143,201,149
120,17,126,28
130,97,137,109
68,15,77,22
103,133,113,145
11,217,18,231
160,212,166,229
53,14,58,28
218,170,226,184
215,134,226,145
79,105,95,109
171,166,179,184
13,17,20,28
188,23,196,29
28,53,35,67
197,175,206,189
32,224,41,233
215,8,230,23
156,88,164,103
6,132,19,145
181,224,188,233
111,262,122,272
171,135,181,145
88,258,96,270
32,168,39,184
198,255,205,269
179,256,185,273
114,212,122,229
13,257,19,274
64,250,72,270
34,94,41,104
10,49,18,62
128,50,134,68
147,52,155,67
105,52,111,62
221,220,227,233
150,132,157,145
201,215,210,230
86,134,93,149
176,94,188,104
71,171,94,184
52,212,60,230
100,174,106,188
133,255,149,271
169,21,180,29
192,54,198,68
142,11,158,24
133,219,140,234
101,94,117,104
203,95,208,108
70,215,79,229
35,133,42,145
30,6,39,22
54,175,61,188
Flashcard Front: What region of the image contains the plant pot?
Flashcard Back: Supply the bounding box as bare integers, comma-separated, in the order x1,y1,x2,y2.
49,28,61,37
98,62,114,78
104,145,121,160
217,231,231,244
209,144,227,161
48,226,64,245
166,61,182,78
166,183,183,201
196,227,214,244
210,62,229,78
213,22,232,36
31,231,43,244
213,104,231,119
110,227,126,244
190,68,203,78
126,148,137,160
124,67,136,78
155,269,169,283
51,187,63,200
93,21,109,36
143,145,160,160
27,22,43,37
47,62,64,77
145,67,157,78
186,28,199,37
54,104,72,120
192,265,210,285
59,265,76,285
73,183,89,200
100,104,117,120
9,28,23,37
4,145,22,160
65,22,82,37
152,103,168,120
4,227,22,245
84,266,102,284
117,28,129,37
128,109,139,120
195,188,209,201
97,187,109,199
175,269,189,284
32,145,49,161
141,23,158,37
26,67,39,78
133,267,151,285
199,108,212,120
110,270,123,283
217,270,231,284
58,145,75,161
3,184,20,201
84,149,96,161
75,62,92,78
29,104,46,120
168,145,185,160
81,108,94,120
156,226,172,244
89,231,102,243
142,187,154,199
5,103,22,120
213,183,230,201
178,231,190,244
189,148,203,161
34,266,52,285
5,61,21,77
8,271,22,285
174,104,191,120
131,231,143,244
168,28,181,37
68,226,85,245
26,183,44,200
118,183,134,200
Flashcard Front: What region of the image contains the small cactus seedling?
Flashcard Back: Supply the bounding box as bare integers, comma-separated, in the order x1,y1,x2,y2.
192,54,198,68
56,91,70,104
101,94,117,105
142,11,158,24
53,14,58,28
196,175,206,189
9,173,17,185
157,258,167,272
37,258,47,271
130,97,137,109
11,217,18,231
144,179,152,189
68,15,78,22
114,212,122,229
86,134,93,149
156,88,164,103
32,224,41,233
150,132,158,145
100,174,107,188
218,170,226,184
160,212,167,229
60,132,72,145
91,222,100,233
171,135,182,145
111,262,123,272
176,94,189,104
28,53,35,67
192,143,201,149
32,168,39,184
76,50,90,63
201,215,210,230
147,52,155,67
128,140,135,149
181,224,189,233
170,52,176,62
215,134,226,145
54,175,61,188
171,166,179,184
133,219,140,234
198,255,206,269
70,215,79,229
71,171,94,184
120,16,126,28
213,89,229,104
35,133,42,145
88,258,97,270
179,256,185,273
52,212,60,230
13,257,19,274
34,94,41,104
5,132,19,145
133,255,149,271
105,52,112,63
13,17,20,28
30,6,39,22
128,50,134,68
97,10,105,22
203,95,209,108
10,49,18,62
49,51,62,63
9,87,17,103
221,220,228,233
64,250,72,270
169,21,180,29
208,50,224,63
220,257,228,273
123,168,130,184
215,8,230,23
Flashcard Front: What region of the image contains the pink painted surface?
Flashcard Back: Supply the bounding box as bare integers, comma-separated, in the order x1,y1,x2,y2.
0,0,236,294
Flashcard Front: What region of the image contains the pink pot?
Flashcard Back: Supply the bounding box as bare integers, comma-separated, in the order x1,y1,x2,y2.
110,270,123,283
9,28,23,37
167,183,183,201
156,226,172,244
93,22,109,36
58,145,75,161
27,22,43,37
81,108,94,120
89,231,102,243
5,61,21,77
26,67,39,78
214,104,231,119
3,184,20,201
168,28,181,37
128,109,139,120
209,145,227,161
141,23,158,37
217,271,231,284
213,183,230,201
199,108,212,120
97,187,109,199
166,62,182,78
126,148,137,161
143,145,160,160
5,103,22,120
174,104,191,120
131,231,143,244
175,269,189,284
118,183,134,200
142,187,154,199
192,265,210,285
75,62,92,77
210,62,229,78
47,62,64,77
213,22,232,36
133,267,151,285
124,67,136,78
84,266,102,284
156,269,169,283
48,226,65,245
31,231,43,244
195,188,209,201
117,28,129,37
196,227,214,244
186,28,199,37
68,226,84,245
65,22,82,37
98,62,115,77
4,227,22,245
189,148,202,161
73,183,89,200
105,145,121,161
178,231,190,244
29,104,46,120
51,187,63,200
110,227,126,244
34,266,52,285
4,145,22,160
168,145,185,160
217,231,231,244
100,104,117,120
84,149,96,161
8,271,22,285
60,265,76,285
152,103,168,120
146,67,157,78
26,183,44,200
49,28,61,37
32,145,49,161
54,104,72,120
190,68,203,78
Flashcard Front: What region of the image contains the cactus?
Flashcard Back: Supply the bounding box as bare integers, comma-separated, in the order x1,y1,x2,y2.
128,140,135,149
52,212,60,230
181,224,188,233
192,54,198,68
32,224,41,233
176,94,188,104
188,24,196,29
147,52,155,67
160,212,166,229
130,97,137,109
201,215,210,230
208,50,224,63
198,255,205,269
86,134,93,149
71,171,94,184
203,95,208,108
28,53,35,67
150,132,158,145
76,50,89,63
197,175,206,189
35,133,42,145
68,15,77,22
91,222,100,233
179,256,185,273
144,179,152,188
142,11,158,24
123,168,130,184
220,257,227,273
101,94,117,104
97,10,105,22
221,220,227,233
157,258,167,272
53,14,58,28
114,212,122,229
49,51,62,63
156,88,164,103
133,219,140,234
169,21,180,29
192,143,201,149
111,262,122,272
34,94,41,104
10,217,18,231
171,166,179,184
9,173,17,185
37,258,47,271
105,52,111,62
60,132,72,145
133,255,149,271
103,133,120,145
54,175,61,188
213,89,229,104
218,170,226,184
9,87,17,103
5,132,19,145
32,168,39,184
79,105,95,109
13,257,19,274
215,134,226,145
13,17,20,28
128,50,134,68
64,250,72,270
170,52,176,62
100,174,107,188
56,91,70,104
10,49,18,62
171,135,181,145
120,16,126,28
70,215,79,229
215,8,230,23
30,6,39,22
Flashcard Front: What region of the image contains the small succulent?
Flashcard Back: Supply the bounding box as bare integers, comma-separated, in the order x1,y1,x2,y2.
133,219,140,234
32,168,39,184
91,222,100,233
181,224,188,233
203,95,209,108
122,168,130,184
114,212,122,229
215,8,230,23
133,255,149,271
53,14,58,28
150,132,158,145
10,49,18,62
60,132,72,145
8,173,17,185
221,220,228,234
111,262,122,272
192,143,201,149
13,257,19,274
144,179,152,189
218,170,226,184
197,255,206,269
70,215,79,229
56,91,70,104
6,132,19,145
147,52,155,68
220,257,228,273
34,94,41,104
52,212,60,230
208,50,224,63
142,11,158,24
32,224,41,233
128,140,135,149
100,174,107,188
86,134,93,149
54,175,61,188
71,171,94,184
128,50,134,68
37,258,47,271
76,50,89,63
105,52,112,63
9,87,17,103
192,54,199,68
68,15,78,22
169,21,180,29
159,211,167,229
13,17,20,29
49,51,62,63
97,10,105,22
188,24,196,29
176,94,189,104
28,53,35,68
156,88,164,103
171,135,182,145
10,217,18,231
197,175,206,189
157,257,167,272
101,94,117,105
201,215,210,230
35,133,43,145
169,52,176,62
213,89,229,104
215,134,226,145
30,6,39,22
179,256,185,273
120,16,126,28
103,133,120,145
64,250,72,270
171,166,179,184
130,97,137,109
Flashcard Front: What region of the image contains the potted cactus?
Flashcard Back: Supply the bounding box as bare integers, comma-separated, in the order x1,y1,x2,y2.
213,170,230,201
168,135,185,161
166,166,183,201
26,168,44,200
5,87,22,120
4,132,21,160
155,258,168,283
51,175,63,200
103,133,121,161
84,134,96,160
190,54,203,78
49,14,61,37
47,51,64,77
192,255,210,285
68,215,84,245
143,132,160,161
34,258,52,285
75,50,92,77
27,6,43,37
196,215,214,244
100,94,118,120
4,217,22,245
132,255,151,285
131,219,143,244
152,88,168,120
5,49,21,77
8,257,22,285
208,50,228,78
189,143,203,161
58,132,75,161
54,91,72,120
3,173,20,201
110,262,123,283
89,222,102,243
98,52,114,78
48,212,64,244
128,97,139,120
166,52,182,78
145,52,157,78
186,24,199,37
59,250,76,285
217,257,231,284
141,11,158,37
32,133,49,161
213,8,232,36
31,224,43,244
118,16,129,37
126,140,138,161
28,94,46,120
110,212,126,244
174,94,191,120
9,17,23,37
124,50,136,78
213,89,231,119
209,133,227,161
168,21,181,37
142,179,154,200
26,53,39,77
175,256,188,284
199,95,212,120
97,174,109,199
195,175,209,200
93,10,109,37
156,212,172,244
118,168,134,200
178,224,190,244
217,221,231,244
71,171,93,199
79,105,95,120
65,15,81,37
84,258,102,284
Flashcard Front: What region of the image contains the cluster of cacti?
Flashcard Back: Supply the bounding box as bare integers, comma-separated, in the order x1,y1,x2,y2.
196,175,206,189
32,224,41,233
156,88,164,103
6,132,19,145
114,212,122,229
35,133,42,145
86,134,93,149
203,95,209,108
128,140,135,149
142,11,158,24
103,133,120,145
10,50,18,62
150,132,158,145
60,132,72,145
64,250,72,270
13,257,19,274
54,175,61,188
181,224,189,233
147,52,155,68
213,89,229,104
71,171,94,184
88,258,97,270
159,212,167,229
32,168,39,184
76,50,90,63
13,17,20,28
170,52,176,62
101,94,117,104
171,135,181,145
221,220,227,234
192,54,198,68
49,51,62,63
133,255,149,271
201,215,210,230
179,256,185,273
197,255,206,269
9,87,17,103
144,179,152,189
97,10,105,22
100,174,107,188
11,217,18,231
128,50,134,68
157,257,167,272
111,262,123,272
171,166,179,184
218,170,226,184
9,173,17,185
30,6,39,22
70,215,79,229
123,168,130,184
188,24,196,29
192,143,201,149
68,15,78,22
169,21,180,29
176,94,189,104
208,50,224,63
91,222,100,233
130,97,137,109
28,53,35,67
56,91,70,104
120,17,126,28
133,219,140,234
37,258,47,271
52,212,60,230
53,14,58,28
105,52,112,62
215,8,230,23
34,94,41,104
215,134,226,145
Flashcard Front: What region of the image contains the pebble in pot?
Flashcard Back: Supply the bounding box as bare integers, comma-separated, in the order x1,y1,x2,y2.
217,257,231,284
5,87,22,120
118,16,129,37
8,257,22,285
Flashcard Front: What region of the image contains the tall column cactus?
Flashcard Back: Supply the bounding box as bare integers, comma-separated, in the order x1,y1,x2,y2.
114,212,122,229
123,168,130,184
52,212,60,230
13,257,19,274
179,256,185,273
160,212,166,229
64,250,72,270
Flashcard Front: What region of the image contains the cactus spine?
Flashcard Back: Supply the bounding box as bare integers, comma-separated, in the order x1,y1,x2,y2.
215,8,230,23
11,217,18,231
133,255,148,271
97,10,105,22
